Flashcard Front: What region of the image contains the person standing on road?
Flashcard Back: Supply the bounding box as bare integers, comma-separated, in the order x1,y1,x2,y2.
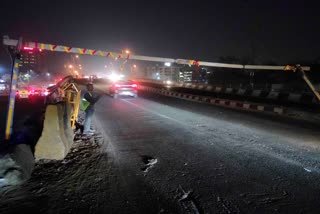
82,82,101,136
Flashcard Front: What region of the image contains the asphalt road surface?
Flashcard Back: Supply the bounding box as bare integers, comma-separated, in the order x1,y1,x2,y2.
1,91,320,213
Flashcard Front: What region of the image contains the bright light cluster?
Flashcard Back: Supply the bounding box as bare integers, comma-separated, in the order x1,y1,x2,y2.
108,73,124,82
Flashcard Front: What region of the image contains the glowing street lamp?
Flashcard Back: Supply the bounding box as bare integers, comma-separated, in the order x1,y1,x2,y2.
125,50,130,54
69,65,73,68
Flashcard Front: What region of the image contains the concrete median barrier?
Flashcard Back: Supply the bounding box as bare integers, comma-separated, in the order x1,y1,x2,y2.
137,80,320,108
214,87,222,93
288,93,302,103
225,88,234,94
252,90,262,97
35,103,74,160
236,89,246,96
139,86,320,124
267,91,279,100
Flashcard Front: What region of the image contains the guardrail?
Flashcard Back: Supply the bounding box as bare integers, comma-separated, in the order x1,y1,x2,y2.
135,79,319,107
139,86,320,124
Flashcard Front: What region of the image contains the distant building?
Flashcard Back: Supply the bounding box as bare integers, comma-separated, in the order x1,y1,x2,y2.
19,48,47,74
145,63,180,81
178,69,193,83
144,63,211,83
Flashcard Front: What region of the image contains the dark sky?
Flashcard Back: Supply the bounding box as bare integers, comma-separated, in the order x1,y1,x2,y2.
0,0,319,73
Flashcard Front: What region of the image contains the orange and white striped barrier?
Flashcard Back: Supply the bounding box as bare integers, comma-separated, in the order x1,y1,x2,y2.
3,36,310,71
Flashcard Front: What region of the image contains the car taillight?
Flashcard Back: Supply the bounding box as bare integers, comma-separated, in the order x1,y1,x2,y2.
16,90,19,95
131,84,137,88
115,84,121,88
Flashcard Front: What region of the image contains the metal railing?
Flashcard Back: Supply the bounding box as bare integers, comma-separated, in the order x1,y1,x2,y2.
46,76,81,129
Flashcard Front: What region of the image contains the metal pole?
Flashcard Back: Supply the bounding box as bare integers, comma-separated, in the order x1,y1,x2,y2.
5,54,21,141
298,67,320,102
2,37,311,71
3,37,22,141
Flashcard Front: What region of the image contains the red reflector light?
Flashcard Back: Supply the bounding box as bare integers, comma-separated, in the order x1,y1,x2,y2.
23,47,34,50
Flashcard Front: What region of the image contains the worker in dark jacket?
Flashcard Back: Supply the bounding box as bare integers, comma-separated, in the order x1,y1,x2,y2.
83,82,101,136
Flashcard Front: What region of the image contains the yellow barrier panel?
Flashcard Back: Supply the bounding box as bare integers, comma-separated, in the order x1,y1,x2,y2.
64,82,81,129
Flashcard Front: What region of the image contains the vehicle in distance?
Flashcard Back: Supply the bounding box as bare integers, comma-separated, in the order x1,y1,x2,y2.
16,87,29,99
27,85,48,97
16,85,49,99
109,80,138,98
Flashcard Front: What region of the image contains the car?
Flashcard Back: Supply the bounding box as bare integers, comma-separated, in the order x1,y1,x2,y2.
27,85,48,97
16,87,29,99
89,75,98,81
0,83,5,91
109,80,138,98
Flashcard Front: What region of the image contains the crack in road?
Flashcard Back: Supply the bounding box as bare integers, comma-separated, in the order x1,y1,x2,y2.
177,185,202,214
140,155,158,173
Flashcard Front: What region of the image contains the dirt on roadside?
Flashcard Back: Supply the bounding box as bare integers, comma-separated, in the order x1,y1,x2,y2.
0,136,103,214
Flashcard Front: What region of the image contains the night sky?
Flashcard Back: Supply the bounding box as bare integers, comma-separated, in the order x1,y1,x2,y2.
0,0,319,73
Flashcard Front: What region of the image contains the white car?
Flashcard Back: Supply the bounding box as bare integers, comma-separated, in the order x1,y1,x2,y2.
109,80,138,98
0,84,5,91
